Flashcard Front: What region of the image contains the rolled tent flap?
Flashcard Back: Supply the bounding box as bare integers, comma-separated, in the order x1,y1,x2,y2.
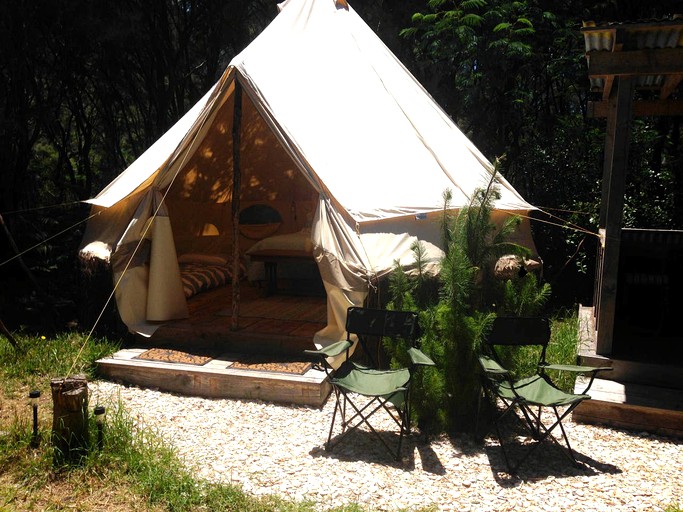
114,266,153,336
312,197,370,293
311,197,369,355
110,189,188,336
314,280,367,368
309,197,445,359
110,191,154,335
147,191,188,321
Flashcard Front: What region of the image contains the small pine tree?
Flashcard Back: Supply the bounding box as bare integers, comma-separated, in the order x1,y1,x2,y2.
500,272,552,316
386,161,553,434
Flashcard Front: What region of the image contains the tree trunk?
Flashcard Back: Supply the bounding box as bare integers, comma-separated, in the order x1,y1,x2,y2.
51,375,89,465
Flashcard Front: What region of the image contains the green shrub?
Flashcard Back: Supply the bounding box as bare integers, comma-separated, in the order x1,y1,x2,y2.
499,272,551,317
495,313,580,391
386,167,557,434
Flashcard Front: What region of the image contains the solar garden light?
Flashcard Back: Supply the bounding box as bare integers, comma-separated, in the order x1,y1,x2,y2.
28,390,40,447
93,405,106,450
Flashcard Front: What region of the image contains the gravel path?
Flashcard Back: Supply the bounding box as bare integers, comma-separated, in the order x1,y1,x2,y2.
91,380,682,512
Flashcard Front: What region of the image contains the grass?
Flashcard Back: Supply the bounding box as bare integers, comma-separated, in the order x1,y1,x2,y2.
0,332,375,512
498,311,581,392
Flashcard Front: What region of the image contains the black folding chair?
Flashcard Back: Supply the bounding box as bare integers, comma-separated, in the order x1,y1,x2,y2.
476,316,611,473
305,307,435,460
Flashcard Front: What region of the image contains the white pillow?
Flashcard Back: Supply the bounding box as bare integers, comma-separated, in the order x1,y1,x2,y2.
246,231,313,254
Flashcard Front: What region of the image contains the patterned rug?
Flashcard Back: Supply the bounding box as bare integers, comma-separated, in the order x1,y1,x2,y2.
135,349,312,374
218,296,326,323
227,354,313,375
136,348,214,366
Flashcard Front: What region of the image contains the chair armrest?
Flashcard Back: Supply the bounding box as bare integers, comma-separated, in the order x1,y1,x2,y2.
541,364,612,394
479,355,509,376
542,363,612,374
304,340,353,360
407,347,435,367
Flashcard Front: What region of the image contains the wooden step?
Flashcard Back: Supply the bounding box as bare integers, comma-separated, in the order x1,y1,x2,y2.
573,376,683,438
96,348,331,407
578,352,683,390
577,304,683,389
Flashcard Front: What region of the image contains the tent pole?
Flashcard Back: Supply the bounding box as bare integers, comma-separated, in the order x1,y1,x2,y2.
230,80,243,331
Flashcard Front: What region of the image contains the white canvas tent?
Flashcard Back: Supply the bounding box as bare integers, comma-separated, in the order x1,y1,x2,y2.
80,0,536,348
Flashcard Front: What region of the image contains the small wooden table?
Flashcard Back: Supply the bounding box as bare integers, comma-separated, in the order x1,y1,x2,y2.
248,249,315,296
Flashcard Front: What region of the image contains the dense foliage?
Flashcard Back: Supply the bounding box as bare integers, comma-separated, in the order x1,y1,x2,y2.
386,177,554,432
1,0,682,332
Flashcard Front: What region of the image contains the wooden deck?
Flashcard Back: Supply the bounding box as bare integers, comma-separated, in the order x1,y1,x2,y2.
96,284,332,406
573,376,683,437
573,305,683,437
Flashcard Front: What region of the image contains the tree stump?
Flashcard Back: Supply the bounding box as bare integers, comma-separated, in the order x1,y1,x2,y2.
51,375,89,464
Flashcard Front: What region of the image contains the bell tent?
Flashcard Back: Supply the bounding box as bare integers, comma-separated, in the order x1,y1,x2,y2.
80,0,536,347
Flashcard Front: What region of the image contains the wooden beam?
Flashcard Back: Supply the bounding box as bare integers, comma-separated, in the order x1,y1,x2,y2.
588,100,683,118
587,48,683,77
661,73,683,99
602,75,615,101
582,22,683,35
602,40,623,102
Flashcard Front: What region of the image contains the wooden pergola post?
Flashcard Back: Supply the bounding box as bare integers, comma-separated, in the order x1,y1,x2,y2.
595,76,634,354
583,21,683,355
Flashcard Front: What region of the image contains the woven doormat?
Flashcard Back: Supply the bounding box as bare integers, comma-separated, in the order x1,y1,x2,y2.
228,355,312,375
136,348,213,366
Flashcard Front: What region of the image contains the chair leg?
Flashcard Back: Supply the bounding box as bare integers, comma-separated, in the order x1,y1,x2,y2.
326,387,350,449
520,404,581,467
350,397,404,459
491,399,522,473
326,392,407,460
474,385,500,442
552,406,580,466
404,388,412,436
513,401,541,440
506,403,584,472
475,387,484,441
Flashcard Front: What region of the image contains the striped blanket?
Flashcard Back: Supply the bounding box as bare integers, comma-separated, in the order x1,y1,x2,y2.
180,263,232,299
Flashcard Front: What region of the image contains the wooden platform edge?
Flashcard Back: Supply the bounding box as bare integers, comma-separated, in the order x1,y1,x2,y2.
573,376,683,438
573,399,683,438
96,354,331,408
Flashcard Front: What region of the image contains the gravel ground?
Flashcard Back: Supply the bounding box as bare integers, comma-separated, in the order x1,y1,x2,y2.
91,380,682,512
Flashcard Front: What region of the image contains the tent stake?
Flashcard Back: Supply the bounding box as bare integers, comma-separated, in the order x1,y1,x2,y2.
231,80,243,331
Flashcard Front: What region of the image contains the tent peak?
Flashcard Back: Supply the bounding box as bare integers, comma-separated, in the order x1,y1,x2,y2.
279,0,349,12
